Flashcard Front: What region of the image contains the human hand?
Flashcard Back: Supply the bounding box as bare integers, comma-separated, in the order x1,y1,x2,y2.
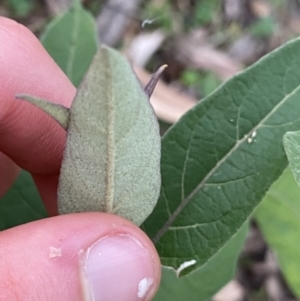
0,17,161,301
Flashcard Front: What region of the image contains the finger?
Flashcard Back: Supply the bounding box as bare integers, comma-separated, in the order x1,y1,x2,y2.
0,17,76,175
0,213,161,301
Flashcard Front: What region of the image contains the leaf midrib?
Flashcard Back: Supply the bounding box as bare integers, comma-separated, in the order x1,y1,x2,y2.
66,7,80,80
104,51,115,213
153,83,300,243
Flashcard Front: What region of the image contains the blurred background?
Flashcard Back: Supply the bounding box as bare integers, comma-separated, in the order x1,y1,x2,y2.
1,1,300,300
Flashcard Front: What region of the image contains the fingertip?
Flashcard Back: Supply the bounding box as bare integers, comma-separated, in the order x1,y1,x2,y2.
0,213,161,301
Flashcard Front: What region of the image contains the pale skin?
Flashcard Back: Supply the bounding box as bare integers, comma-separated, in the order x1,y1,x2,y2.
0,17,161,301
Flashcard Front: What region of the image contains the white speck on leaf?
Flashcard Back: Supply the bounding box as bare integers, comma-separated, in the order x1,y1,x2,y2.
138,278,154,298
176,259,197,277
49,247,62,258
247,131,257,144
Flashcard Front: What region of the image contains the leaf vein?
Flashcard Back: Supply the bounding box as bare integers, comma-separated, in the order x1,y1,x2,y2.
181,128,195,202
66,7,80,79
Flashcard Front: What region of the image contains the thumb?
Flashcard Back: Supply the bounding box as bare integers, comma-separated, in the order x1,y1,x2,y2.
0,213,161,301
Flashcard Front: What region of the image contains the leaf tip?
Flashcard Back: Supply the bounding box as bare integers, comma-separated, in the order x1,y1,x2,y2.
15,93,70,130
144,64,168,98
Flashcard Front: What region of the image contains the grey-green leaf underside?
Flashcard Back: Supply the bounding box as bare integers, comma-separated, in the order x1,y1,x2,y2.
59,46,161,225
18,46,161,226
142,37,300,274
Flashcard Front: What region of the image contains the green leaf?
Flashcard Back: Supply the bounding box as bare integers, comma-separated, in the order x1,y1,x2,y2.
7,0,34,17
195,0,219,25
283,131,300,186
255,167,300,298
249,18,276,37
19,47,161,226
0,170,47,230
142,37,300,274
41,1,98,87
154,223,248,301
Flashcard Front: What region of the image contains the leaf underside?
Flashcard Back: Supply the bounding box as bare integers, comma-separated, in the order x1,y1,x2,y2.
142,37,300,274
57,46,161,226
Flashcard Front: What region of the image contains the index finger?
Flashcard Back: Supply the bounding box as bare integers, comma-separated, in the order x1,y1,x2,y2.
0,17,76,175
